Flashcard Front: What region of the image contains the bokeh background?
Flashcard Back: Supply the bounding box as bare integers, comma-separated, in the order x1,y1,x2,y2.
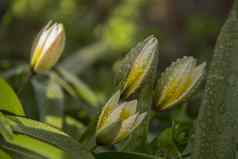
0,0,233,87
0,0,233,78
0,0,234,142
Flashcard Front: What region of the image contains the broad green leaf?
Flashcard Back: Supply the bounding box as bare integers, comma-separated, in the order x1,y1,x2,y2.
0,112,14,141
7,115,67,136
0,138,47,159
0,149,12,159
0,78,25,116
95,152,157,159
5,134,67,159
192,1,238,158
7,115,95,159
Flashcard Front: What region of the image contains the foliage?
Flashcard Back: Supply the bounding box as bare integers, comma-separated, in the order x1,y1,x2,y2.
0,0,236,159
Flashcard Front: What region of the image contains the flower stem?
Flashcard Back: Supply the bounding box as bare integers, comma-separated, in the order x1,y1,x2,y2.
17,67,33,95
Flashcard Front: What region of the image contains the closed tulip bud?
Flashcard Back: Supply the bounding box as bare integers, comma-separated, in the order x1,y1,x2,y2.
30,21,65,73
96,90,147,145
122,36,158,98
155,56,206,111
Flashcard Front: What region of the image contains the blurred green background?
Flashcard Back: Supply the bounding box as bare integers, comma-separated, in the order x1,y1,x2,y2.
0,0,232,73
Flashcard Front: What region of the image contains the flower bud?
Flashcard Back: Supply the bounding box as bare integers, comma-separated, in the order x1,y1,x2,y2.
96,90,147,145
122,36,158,98
30,21,65,73
155,56,206,111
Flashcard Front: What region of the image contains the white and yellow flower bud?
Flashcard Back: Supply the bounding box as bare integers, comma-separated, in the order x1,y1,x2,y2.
30,21,65,73
155,56,206,111
122,36,158,98
96,90,147,145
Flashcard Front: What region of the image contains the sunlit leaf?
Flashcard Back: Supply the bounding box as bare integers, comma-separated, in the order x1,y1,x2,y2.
7,115,95,159
4,134,67,159
0,112,14,141
0,148,12,159
0,77,25,116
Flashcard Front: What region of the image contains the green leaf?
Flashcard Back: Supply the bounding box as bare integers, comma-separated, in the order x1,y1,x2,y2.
79,118,97,151
57,68,100,107
64,116,86,140
0,138,47,159
95,152,157,159
45,79,64,128
0,112,14,141
3,134,68,159
192,1,238,158
7,115,95,159
32,79,64,129
0,77,25,116
0,149,12,159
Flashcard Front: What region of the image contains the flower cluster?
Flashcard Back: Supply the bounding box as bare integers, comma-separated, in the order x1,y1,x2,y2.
29,22,206,146
96,39,206,145
96,91,146,145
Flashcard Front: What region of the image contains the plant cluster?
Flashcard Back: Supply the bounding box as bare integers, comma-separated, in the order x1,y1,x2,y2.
0,21,208,159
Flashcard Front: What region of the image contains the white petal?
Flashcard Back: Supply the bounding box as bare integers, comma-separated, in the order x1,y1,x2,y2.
107,104,125,125
191,62,206,82
42,23,61,54
96,90,120,130
119,100,137,120
113,113,139,144
131,112,147,130
156,56,201,110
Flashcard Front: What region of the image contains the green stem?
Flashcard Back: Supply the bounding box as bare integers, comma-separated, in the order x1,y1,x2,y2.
17,67,33,95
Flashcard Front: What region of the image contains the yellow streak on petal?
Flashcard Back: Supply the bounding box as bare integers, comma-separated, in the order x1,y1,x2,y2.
97,91,120,130
97,106,113,130
120,109,130,121
123,62,145,97
159,75,192,109
119,100,137,121
31,48,43,69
